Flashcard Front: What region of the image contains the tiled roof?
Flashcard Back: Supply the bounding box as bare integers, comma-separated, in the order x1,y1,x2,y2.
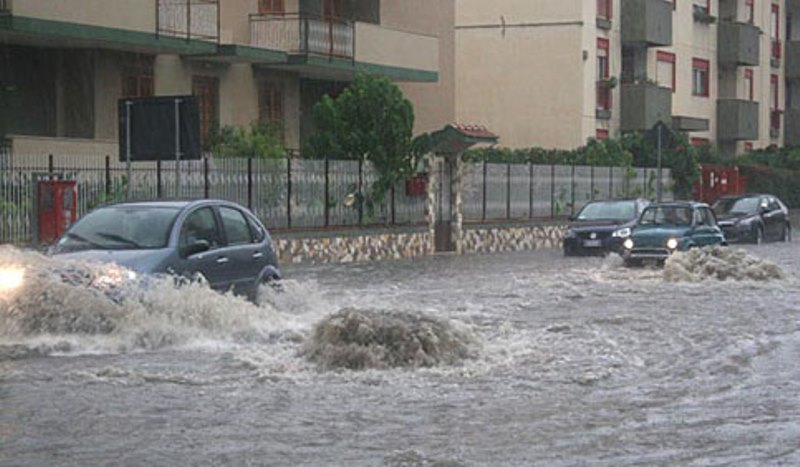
450,123,498,140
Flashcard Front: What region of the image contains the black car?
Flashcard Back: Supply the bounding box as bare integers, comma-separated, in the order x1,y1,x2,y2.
563,199,650,256
50,200,282,303
712,194,792,244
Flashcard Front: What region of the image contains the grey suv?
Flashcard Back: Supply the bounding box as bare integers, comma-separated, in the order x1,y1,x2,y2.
50,200,281,302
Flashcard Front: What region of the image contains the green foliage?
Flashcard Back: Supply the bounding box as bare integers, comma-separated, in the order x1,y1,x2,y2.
738,165,800,208
304,73,421,220
208,121,286,159
466,132,700,199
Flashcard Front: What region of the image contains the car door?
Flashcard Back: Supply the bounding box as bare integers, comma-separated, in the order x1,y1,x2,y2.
702,207,724,245
691,208,717,247
176,206,228,289
763,197,784,240
217,205,264,293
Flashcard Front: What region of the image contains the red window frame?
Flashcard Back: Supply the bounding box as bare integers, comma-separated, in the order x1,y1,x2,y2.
744,69,754,101
771,4,781,59
596,129,609,140
744,142,754,152
691,137,710,147
745,0,754,23
258,0,284,14
692,58,710,97
656,51,676,93
771,74,779,109
597,0,612,20
596,38,612,112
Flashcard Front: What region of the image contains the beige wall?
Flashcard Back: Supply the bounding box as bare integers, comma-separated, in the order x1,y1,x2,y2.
582,0,621,142
11,0,155,32
455,0,586,148
354,22,438,72
383,0,455,135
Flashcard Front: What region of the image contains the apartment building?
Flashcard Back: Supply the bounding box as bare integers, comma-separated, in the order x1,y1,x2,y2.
0,0,453,157
785,0,800,145
455,0,785,158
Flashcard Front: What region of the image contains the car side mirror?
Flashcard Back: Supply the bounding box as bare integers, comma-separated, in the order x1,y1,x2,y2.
182,239,210,258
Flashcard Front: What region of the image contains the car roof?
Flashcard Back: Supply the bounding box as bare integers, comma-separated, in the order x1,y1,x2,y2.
99,199,241,211
645,201,710,209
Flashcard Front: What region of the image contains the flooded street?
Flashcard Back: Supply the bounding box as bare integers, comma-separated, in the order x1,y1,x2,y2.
1,244,800,466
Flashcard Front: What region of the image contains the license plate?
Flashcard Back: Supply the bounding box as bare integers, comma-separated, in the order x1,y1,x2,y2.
583,240,602,248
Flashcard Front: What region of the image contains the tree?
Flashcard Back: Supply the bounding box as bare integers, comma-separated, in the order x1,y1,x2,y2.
305,73,419,214
208,121,286,159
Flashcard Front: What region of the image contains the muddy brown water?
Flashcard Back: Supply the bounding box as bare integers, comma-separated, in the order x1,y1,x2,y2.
1,243,799,466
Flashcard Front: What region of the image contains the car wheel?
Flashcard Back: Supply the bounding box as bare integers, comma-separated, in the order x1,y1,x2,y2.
754,226,763,245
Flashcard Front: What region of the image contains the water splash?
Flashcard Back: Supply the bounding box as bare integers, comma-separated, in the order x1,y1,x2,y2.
303,308,482,370
664,246,785,282
0,246,289,356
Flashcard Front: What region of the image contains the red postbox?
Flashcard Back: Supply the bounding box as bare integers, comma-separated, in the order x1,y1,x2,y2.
36,179,78,245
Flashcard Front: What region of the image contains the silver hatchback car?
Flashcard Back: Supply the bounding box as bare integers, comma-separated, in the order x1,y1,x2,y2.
50,199,281,302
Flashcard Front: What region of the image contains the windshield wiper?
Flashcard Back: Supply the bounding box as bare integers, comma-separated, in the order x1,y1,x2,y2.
95,232,143,248
64,232,103,249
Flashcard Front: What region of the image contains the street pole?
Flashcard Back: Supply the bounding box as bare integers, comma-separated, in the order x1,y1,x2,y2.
174,98,182,198
656,125,663,203
125,100,132,200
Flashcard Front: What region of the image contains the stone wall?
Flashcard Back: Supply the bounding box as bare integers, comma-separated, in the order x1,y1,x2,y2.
273,227,434,264
462,222,567,254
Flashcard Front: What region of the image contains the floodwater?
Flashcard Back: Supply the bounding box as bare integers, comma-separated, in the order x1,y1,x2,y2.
1,243,799,466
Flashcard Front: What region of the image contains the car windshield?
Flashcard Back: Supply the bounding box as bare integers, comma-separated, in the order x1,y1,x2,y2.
713,196,760,215
639,206,693,226
576,201,637,221
58,206,180,251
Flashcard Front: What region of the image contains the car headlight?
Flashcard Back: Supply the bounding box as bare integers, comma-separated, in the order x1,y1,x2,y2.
666,238,679,250
612,227,631,238
0,267,25,292
623,239,634,250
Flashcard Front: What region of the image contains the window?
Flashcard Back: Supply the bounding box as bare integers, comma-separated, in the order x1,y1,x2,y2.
596,129,609,140
219,207,252,245
744,142,754,152
692,58,710,97
691,137,710,146
122,55,154,98
772,4,781,59
180,207,222,250
247,215,266,242
192,76,220,147
693,0,709,15
744,69,754,101
323,0,343,20
745,0,754,24
700,208,717,227
771,74,779,109
258,0,284,14
259,81,284,138
656,51,676,92
597,0,612,20
596,38,612,112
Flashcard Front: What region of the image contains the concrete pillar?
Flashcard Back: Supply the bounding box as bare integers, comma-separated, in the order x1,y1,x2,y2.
424,152,438,255
450,154,463,254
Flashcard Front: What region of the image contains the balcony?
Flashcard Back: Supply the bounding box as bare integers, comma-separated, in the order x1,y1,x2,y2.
596,0,613,29
718,22,760,67
621,0,672,47
249,13,438,79
7,0,157,34
157,0,219,42
787,41,800,79
772,40,782,68
785,109,800,146
250,13,354,59
620,82,672,131
717,99,759,141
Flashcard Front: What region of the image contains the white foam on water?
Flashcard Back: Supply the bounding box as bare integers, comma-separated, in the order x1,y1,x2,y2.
664,247,785,282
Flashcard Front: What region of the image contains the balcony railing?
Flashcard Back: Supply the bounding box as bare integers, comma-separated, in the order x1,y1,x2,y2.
250,13,354,59
157,0,219,42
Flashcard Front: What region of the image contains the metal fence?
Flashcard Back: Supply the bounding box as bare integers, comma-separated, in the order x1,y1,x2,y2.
0,153,673,244
462,161,673,221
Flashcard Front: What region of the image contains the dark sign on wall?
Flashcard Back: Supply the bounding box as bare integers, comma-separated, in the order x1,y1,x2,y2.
118,96,201,162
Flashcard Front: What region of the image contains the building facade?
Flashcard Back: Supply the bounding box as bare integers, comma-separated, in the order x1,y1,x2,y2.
455,0,787,158
0,0,453,157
